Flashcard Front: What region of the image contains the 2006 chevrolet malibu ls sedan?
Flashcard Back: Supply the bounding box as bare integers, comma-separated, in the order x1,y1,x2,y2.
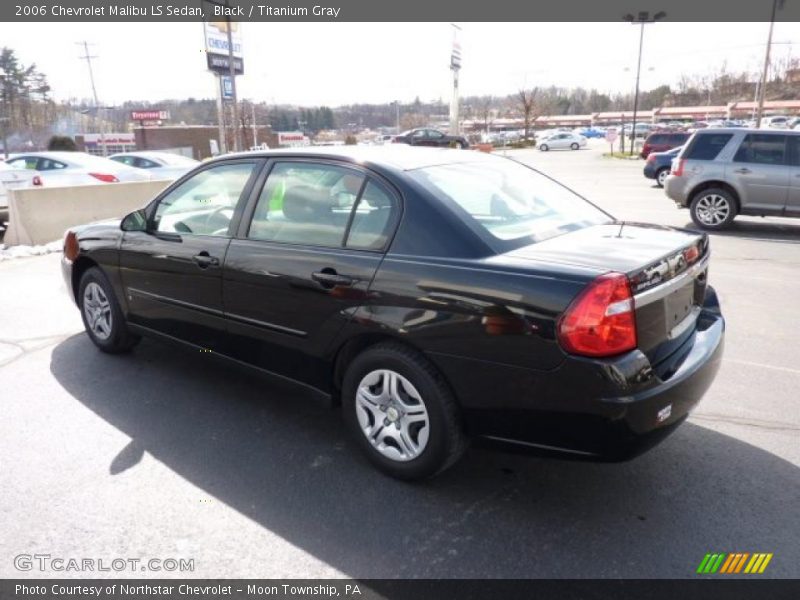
62,146,724,480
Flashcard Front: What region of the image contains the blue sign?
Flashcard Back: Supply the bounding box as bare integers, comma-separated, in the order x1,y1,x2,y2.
221,75,234,100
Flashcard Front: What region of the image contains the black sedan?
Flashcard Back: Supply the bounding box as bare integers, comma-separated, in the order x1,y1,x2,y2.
392,128,470,149
62,146,724,480
644,146,682,187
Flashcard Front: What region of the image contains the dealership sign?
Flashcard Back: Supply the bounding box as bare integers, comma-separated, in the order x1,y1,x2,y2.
277,132,310,147
204,18,244,75
131,110,170,121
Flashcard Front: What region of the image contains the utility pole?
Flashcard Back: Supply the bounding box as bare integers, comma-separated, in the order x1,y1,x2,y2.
77,41,107,156
0,68,8,159
224,1,242,152
215,73,226,154
251,102,257,148
755,0,783,129
449,24,462,136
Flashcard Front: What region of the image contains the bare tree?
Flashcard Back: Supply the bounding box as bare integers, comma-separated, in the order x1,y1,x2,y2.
479,95,494,135
517,87,538,139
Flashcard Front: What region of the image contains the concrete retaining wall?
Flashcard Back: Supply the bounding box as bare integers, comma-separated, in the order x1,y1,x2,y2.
4,180,171,247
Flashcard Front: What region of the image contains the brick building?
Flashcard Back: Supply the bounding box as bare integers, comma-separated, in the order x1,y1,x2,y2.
133,125,277,160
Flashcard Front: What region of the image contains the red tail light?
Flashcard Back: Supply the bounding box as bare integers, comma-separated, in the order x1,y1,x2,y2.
671,158,685,176
89,172,119,183
63,231,79,261
32,175,42,186
557,272,637,358
646,153,656,163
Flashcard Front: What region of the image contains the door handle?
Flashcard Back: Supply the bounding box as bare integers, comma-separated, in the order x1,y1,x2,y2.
733,168,751,174
192,252,220,268
312,270,354,288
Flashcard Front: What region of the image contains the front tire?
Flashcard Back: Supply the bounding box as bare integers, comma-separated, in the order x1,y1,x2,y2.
78,267,140,353
690,188,737,230
539,144,549,152
570,142,579,150
656,168,669,187
342,343,467,480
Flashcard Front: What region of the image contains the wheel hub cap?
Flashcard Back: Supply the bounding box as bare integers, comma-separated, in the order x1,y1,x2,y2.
82,282,112,341
355,369,430,462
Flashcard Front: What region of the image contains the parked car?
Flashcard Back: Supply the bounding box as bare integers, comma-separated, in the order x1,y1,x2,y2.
392,128,470,149
622,123,653,139
538,132,587,151
759,116,790,129
109,151,199,181
62,146,724,480
575,127,606,139
0,161,43,223
5,152,150,186
640,131,691,158
665,128,800,229
643,146,682,187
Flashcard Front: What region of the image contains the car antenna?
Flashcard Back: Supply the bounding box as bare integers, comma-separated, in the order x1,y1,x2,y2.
616,221,625,238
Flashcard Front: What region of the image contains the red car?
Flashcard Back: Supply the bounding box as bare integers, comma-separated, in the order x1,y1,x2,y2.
640,131,690,158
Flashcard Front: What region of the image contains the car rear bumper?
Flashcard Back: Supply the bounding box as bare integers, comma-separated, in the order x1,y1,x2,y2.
430,291,725,460
664,175,690,206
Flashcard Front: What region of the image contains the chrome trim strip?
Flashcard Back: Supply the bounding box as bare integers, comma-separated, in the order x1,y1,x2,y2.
634,254,709,308
128,287,307,337
128,287,224,316
225,311,307,337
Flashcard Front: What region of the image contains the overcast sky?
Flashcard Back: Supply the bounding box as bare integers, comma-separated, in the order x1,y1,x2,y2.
0,22,798,106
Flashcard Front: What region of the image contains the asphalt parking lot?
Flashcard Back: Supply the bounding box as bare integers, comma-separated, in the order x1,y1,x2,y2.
1,141,798,579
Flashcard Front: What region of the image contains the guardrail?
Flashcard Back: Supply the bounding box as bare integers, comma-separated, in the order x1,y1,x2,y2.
3,180,172,247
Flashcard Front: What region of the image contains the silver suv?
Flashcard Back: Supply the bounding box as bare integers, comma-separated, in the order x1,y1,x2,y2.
664,128,800,230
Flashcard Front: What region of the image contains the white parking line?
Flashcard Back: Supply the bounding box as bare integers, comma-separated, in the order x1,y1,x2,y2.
725,358,800,376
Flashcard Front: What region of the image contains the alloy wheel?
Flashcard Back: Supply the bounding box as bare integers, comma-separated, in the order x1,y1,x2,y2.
695,194,731,226
657,169,669,186
355,369,430,462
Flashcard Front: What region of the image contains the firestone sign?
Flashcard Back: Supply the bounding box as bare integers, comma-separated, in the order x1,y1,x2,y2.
131,110,170,121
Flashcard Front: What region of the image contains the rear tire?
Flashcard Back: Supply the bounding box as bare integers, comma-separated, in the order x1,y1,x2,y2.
539,144,549,152
78,267,140,353
690,187,737,230
656,168,669,187
342,343,468,480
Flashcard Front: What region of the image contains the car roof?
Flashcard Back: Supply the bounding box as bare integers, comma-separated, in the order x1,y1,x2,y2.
206,145,497,172
696,127,800,135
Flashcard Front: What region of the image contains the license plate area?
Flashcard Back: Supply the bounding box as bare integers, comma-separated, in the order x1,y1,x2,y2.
665,282,697,338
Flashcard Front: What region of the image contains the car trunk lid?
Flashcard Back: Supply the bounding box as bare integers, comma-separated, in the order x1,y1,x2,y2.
503,223,710,364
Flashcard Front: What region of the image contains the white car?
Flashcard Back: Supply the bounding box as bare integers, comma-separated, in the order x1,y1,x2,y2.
0,161,43,224
109,151,199,181
538,132,588,151
5,151,150,187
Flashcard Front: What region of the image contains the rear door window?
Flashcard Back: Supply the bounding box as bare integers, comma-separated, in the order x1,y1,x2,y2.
733,134,788,165
648,134,666,145
685,133,734,160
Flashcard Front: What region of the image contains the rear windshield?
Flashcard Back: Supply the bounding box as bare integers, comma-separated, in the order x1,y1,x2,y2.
670,133,690,143
685,133,733,160
409,159,611,246
648,134,666,144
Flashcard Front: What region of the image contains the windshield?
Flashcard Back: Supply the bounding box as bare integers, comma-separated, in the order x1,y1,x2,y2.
410,159,611,246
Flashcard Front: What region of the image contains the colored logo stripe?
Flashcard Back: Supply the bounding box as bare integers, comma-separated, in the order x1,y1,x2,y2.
698,553,773,574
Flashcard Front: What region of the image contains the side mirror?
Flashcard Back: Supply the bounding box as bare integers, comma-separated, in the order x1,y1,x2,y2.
120,209,148,232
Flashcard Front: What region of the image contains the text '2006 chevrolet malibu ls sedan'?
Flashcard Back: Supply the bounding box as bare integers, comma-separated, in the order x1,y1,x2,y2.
62,146,724,480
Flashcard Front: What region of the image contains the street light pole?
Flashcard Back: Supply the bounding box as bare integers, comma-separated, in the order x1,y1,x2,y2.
623,11,665,155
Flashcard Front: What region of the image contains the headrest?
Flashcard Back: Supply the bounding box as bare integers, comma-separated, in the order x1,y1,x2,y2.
282,185,330,221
